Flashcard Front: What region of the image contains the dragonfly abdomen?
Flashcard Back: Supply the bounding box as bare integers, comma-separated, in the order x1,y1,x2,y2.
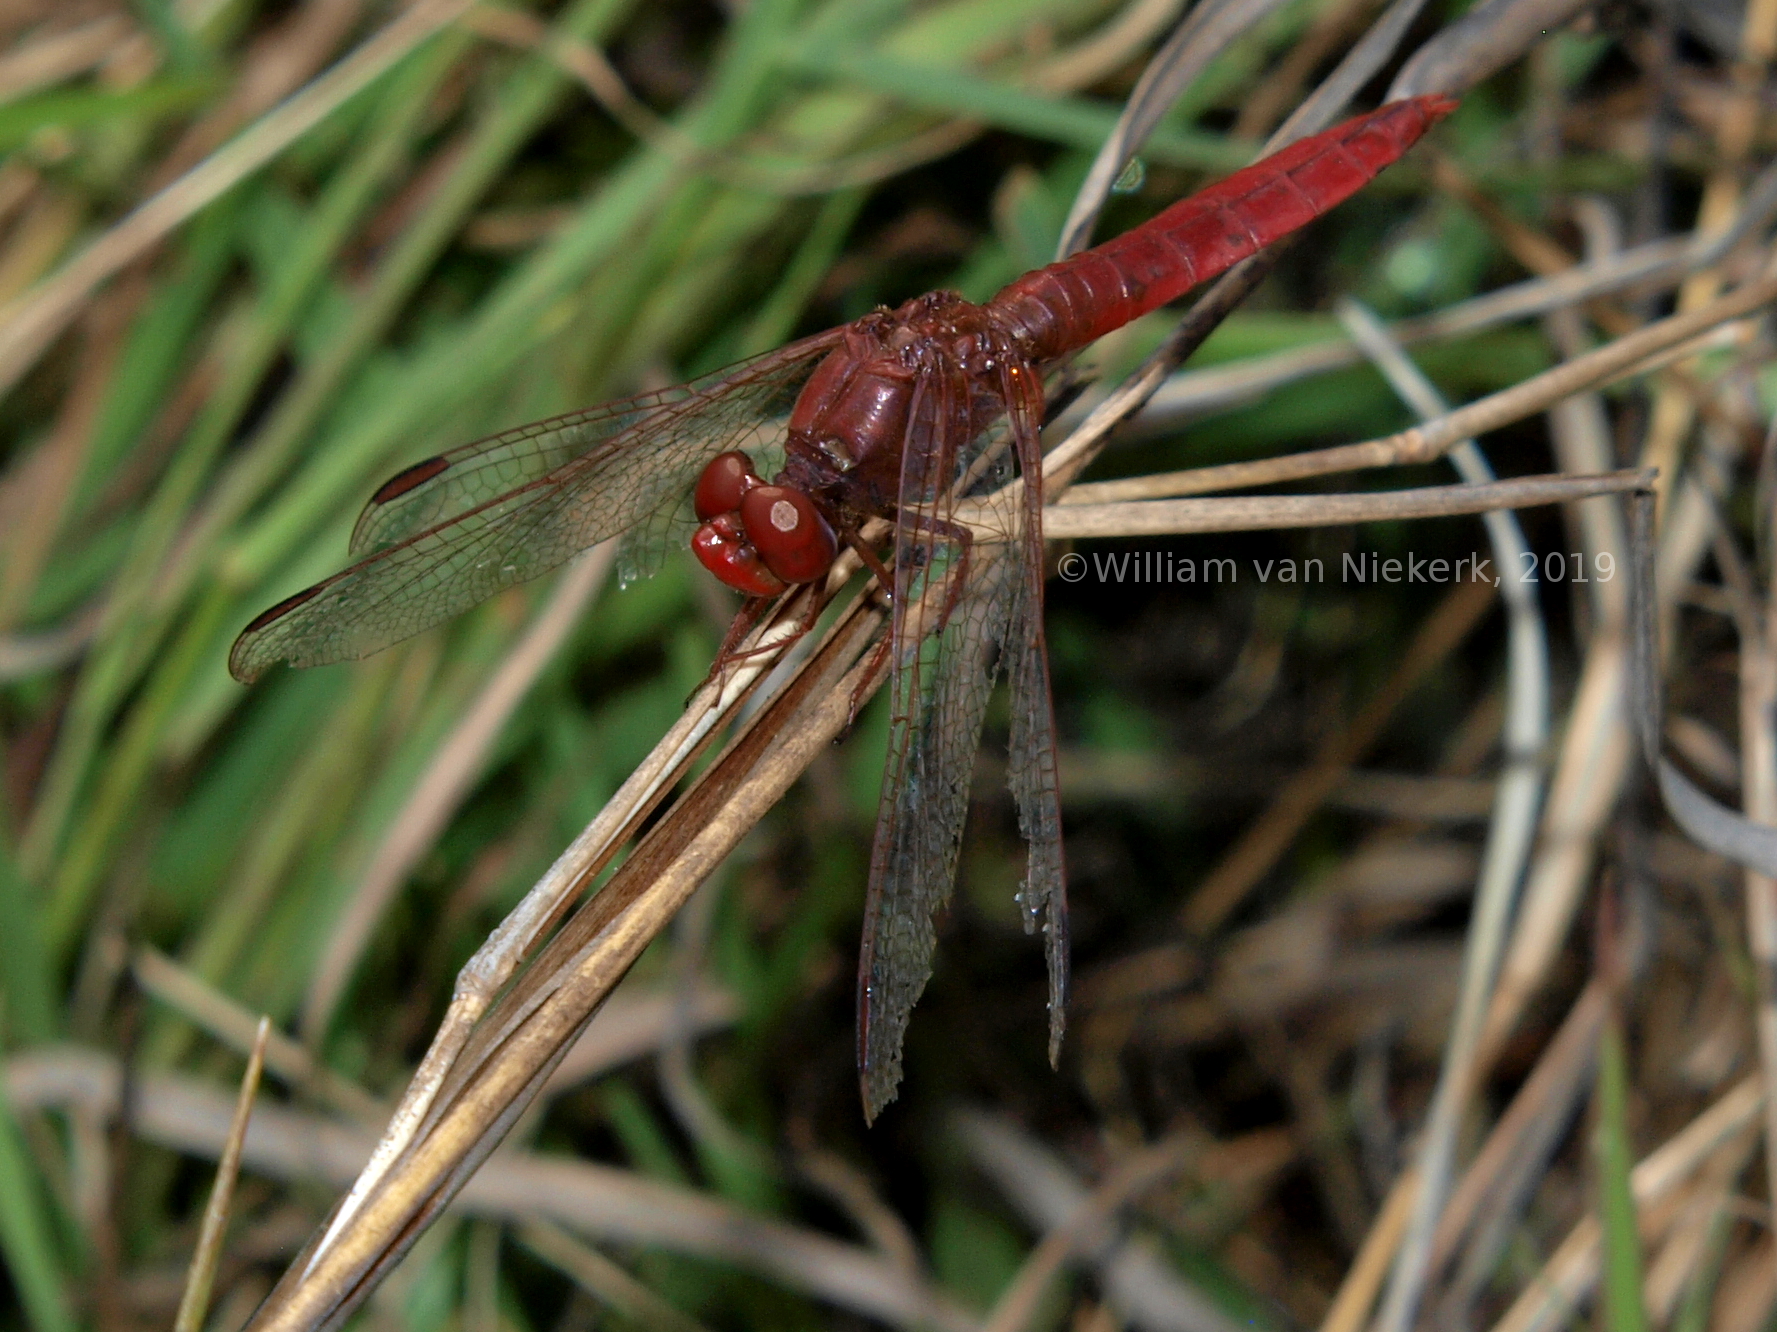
986,94,1456,363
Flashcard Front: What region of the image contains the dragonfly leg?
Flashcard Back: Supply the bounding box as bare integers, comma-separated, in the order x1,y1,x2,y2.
894,507,974,639
690,592,788,708
698,581,829,696
841,529,900,727
843,528,897,597
847,632,894,733
845,510,976,727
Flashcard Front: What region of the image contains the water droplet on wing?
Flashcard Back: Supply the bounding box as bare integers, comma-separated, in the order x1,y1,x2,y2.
1112,157,1145,193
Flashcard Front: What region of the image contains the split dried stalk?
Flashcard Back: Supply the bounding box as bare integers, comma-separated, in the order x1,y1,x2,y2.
248,593,888,1330
288,584,832,1268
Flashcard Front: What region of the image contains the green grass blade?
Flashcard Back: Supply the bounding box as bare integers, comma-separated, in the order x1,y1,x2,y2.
788,46,1248,170
0,76,219,151
1595,1013,1646,1332
0,1081,73,1332
0,839,54,1044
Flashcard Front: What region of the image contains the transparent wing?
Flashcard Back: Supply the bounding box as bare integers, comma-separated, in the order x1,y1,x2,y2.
855,351,1067,1122
999,364,1068,1067
230,333,842,682
347,403,667,558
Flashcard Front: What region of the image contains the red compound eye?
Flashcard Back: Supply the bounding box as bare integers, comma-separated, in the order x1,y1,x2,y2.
693,451,765,522
739,485,837,585
691,512,787,597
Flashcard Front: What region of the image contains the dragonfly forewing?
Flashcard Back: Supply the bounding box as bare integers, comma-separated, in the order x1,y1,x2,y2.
230,336,841,682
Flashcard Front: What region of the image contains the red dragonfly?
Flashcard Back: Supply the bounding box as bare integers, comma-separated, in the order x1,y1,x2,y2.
231,95,1454,1118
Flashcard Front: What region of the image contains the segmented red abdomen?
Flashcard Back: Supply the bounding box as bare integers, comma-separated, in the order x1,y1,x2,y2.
986,95,1456,363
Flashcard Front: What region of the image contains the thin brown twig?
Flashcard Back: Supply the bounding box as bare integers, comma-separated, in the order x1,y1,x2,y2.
173,1017,270,1332
1071,281,1771,505
1037,469,1650,538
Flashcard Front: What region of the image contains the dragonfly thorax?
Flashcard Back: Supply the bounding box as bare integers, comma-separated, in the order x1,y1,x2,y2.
786,340,915,484
781,295,1025,511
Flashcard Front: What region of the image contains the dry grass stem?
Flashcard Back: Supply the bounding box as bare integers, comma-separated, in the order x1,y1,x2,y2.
1081,289,1765,505
517,1220,715,1332
132,946,385,1124
172,1016,270,1332
4,1047,969,1329
1485,1077,1765,1332
1039,469,1649,538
